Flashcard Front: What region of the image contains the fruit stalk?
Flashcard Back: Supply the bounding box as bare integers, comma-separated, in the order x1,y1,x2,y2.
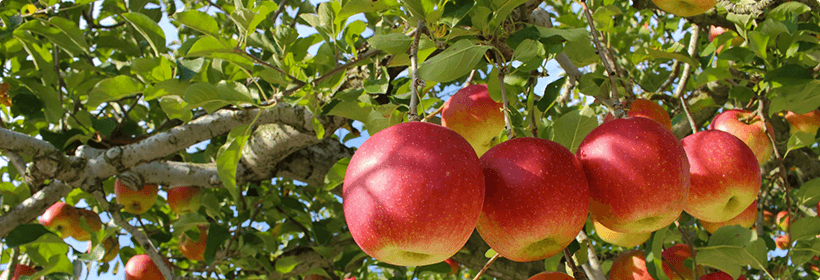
576,0,624,118
496,65,514,139
471,253,500,280
408,20,425,122
564,248,588,280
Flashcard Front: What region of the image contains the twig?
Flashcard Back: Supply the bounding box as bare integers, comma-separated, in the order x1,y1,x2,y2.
471,253,500,280
675,221,699,280
563,248,588,280
681,95,698,133
422,105,444,122
238,49,305,86
497,64,515,139
464,70,478,88
408,20,425,122
659,61,682,93
577,0,624,118
529,8,583,85
270,0,288,24
276,49,382,100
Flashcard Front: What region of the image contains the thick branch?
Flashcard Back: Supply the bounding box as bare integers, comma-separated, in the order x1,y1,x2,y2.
0,181,73,238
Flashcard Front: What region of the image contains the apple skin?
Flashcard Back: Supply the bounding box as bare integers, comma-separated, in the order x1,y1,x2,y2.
603,99,673,131
342,122,484,266
577,117,690,233
700,201,757,233
125,254,167,280
699,272,748,280
39,202,80,238
662,244,705,280
115,179,158,215
610,250,653,280
784,110,820,136
650,0,716,17
167,186,204,215
441,84,505,157
179,225,209,261
709,109,774,164
0,264,37,280
72,208,103,241
776,235,790,249
528,271,575,280
593,219,651,248
681,130,761,222
776,211,790,231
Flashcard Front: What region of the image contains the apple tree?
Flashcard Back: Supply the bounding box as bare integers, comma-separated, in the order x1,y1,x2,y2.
1,0,820,279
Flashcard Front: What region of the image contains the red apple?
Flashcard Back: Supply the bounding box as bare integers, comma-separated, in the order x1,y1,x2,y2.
0,264,37,280
115,179,158,215
700,201,757,233
87,237,119,263
125,254,167,280
441,84,505,156
604,99,673,131
776,235,791,249
681,130,761,222
39,202,80,238
610,250,653,280
709,26,725,42
776,211,790,231
577,117,690,233
342,122,484,266
72,208,103,241
444,258,458,275
785,110,820,136
179,225,208,261
699,271,748,280
662,244,705,280
167,186,204,215
593,219,651,248
651,0,716,17
528,271,575,280
708,109,774,164
478,137,589,261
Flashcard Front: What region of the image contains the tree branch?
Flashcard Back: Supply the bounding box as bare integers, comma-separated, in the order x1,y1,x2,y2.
0,181,73,238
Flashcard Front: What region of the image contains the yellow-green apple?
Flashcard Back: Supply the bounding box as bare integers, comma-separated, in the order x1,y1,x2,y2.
700,201,757,233
708,109,774,164
444,258,458,275
662,244,705,280
577,117,689,233
39,202,80,238
528,271,575,280
73,208,103,241
478,137,589,261
0,264,37,280
785,110,820,136
776,235,790,249
604,99,673,131
610,250,653,280
700,272,748,280
125,254,167,280
776,211,790,231
167,186,204,215
87,237,119,262
179,225,208,261
651,0,716,17
342,122,484,266
441,84,504,156
593,219,651,247
681,130,761,222
115,179,158,215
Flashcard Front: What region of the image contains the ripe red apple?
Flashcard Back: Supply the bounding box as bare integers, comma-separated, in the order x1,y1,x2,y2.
441,84,505,156
610,250,653,280
39,202,80,238
343,122,484,266
444,258,458,275
593,219,651,248
125,254,167,280
167,186,204,215
651,0,716,17
776,235,790,249
662,244,705,280
784,110,820,136
700,201,757,233
0,264,37,280
709,109,774,164
179,225,208,261
776,211,790,231
115,179,158,215
87,237,119,263
699,271,748,280
681,130,761,222
478,137,589,261
577,117,690,233
604,99,673,131
528,271,575,280
72,208,103,241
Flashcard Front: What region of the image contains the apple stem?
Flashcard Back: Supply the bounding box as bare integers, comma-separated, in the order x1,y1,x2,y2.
471,252,499,280
496,64,516,139
563,247,588,280
408,20,425,122
576,0,624,119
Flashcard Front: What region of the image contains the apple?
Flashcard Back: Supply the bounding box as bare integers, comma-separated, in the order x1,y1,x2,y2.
87,237,120,263
776,211,790,231
0,264,37,280
72,208,103,241
708,26,725,42
784,110,820,136
763,210,774,225
444,258,458,275
39,202,80,238
477,137,589,261
167,186,204,215
577,117,690,233
610,250,653,280
343,122,484,266
662,244,705,280
125,254,167,280
699,271,748,280
115,179,158,215
593,219,651,247
681,130,761,222
708,26,743,53
700,201,757,233
650,0,716,17
179,224,208,261
603,99,673,131
708,109,774,164
441,84,505,156
776,235,791,249
528,271,575,280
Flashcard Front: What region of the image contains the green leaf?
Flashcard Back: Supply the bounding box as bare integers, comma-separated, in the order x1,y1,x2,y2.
364,67,390,94
746,31,769,60
366,104,404,135
645,228,670,280
6,224,52,247
795,178,820,205
17,18,90,56
275,256,301,274
88,76,146,109
418,39,491,83
187,36,253,70
131,57,174,82
512,39,543,62
367,33,413,55
592,5,621,32
23,233,73,278
787,131,815,153
172,213,210,233
790,217,820,241
440,0,473,27
552,108,598,153
537,77,566,112
696,226,769,279
159,96,192,122
484,248,497,258
324,157,350,191
793,239,820,267
767,2,810,21
488,0,529,30
632,47,697,67
215,81,255,104
183,83,230,113
144,79,192,100
172,10,219,37
311,116,325,139
322,99,377,122
122,12,167,55
216,124,252,201
204,223,230,264
338,0,398,21
543,252,563,271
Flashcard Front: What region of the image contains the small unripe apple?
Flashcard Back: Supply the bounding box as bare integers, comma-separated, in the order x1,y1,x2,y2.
593,219,651,247
662,244,705,280
72,208,103,241
776,211,790,231
0,264,37,280
651,0,716,17
441,84,505,156
699,271,748,280
179,225,209,261
528,271,575,280
125,254,167,280
167,186,204,215
700,201,757,233
776,235,791,249
444,258,458,275
610,250,653,280
784,110,820,136
604,99,672,131
115,179,158,215
709,109,774,164
39,202,80,238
